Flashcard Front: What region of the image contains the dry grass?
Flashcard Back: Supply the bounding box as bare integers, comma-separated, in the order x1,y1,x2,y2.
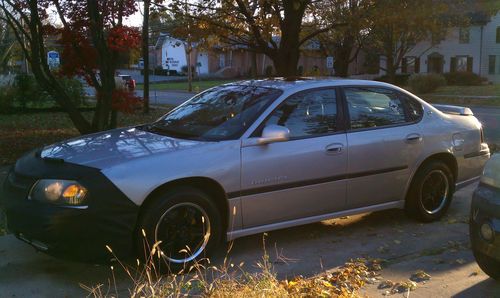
0,109,170,236
0,109,169,165
83,235,380,298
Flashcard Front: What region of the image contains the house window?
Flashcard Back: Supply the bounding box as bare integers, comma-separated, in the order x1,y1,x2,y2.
490,55,500,74
431,30,446,45
459,27,470,44
402,56,419,73
219,54,225,68
489,56,496,74
456,56,468,72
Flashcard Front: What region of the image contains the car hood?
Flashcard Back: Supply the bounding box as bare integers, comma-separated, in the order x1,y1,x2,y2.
39,127,206,169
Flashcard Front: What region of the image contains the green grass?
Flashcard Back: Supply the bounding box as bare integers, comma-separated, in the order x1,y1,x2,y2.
403,84,500,107
420,95,500,107
428,84,500,97
136,79,237,92
0,109,169,166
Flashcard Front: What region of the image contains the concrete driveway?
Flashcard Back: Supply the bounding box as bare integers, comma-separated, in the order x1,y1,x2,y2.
1,183,499,297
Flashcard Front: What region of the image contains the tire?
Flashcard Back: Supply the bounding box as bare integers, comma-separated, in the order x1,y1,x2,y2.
473,250,500,281
405,160,454,222
136,187,222,272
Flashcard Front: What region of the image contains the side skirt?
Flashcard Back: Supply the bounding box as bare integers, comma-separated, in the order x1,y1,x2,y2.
226,200,405,241
455,176,480,191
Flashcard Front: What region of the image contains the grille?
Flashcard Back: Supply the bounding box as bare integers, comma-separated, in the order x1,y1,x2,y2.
7,170,36,191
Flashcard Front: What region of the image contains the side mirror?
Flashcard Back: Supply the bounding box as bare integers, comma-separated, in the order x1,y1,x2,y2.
258,125,290,145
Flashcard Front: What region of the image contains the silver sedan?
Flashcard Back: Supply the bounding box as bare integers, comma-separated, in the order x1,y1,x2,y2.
3,78,490,268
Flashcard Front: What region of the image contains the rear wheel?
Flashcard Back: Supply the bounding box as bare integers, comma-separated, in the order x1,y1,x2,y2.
136,187,222,272
405,160,454,222
473,250,500,281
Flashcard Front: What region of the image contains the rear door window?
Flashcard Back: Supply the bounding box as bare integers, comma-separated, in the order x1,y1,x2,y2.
344,87,408,130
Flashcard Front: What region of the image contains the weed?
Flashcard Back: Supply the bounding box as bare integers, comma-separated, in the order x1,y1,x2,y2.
83,233,377,298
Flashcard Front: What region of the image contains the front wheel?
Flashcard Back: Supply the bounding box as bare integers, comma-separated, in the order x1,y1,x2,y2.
405,160,454,222
136,187,222,271
473,250,500,281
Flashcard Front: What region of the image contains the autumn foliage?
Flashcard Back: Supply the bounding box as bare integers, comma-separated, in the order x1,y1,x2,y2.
51,0,141,114
1,0,142,133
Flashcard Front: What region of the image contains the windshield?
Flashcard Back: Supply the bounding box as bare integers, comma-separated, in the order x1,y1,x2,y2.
143,85,282,141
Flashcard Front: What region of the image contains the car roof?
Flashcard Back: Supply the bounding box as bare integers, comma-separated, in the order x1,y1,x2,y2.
225,77,396,92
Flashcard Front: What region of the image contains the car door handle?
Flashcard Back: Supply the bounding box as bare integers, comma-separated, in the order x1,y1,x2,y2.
325,144,343,154
406,133,422,143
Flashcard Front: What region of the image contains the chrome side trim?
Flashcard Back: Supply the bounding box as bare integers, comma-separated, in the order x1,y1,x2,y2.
18,234,49,251
60,205,89,210
455,176,481,190
226,200,404,241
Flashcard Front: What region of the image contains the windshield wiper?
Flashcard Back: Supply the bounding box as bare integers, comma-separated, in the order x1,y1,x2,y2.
141,124,200,140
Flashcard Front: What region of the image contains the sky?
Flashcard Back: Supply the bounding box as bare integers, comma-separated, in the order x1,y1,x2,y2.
124,7,144,27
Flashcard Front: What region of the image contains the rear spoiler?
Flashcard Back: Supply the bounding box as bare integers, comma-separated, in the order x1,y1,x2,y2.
432,104,473,116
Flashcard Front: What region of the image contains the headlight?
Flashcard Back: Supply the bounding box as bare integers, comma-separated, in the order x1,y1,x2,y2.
480,155,500,189
29,179,88,206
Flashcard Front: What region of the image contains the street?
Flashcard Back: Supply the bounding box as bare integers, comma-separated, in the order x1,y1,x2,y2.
471,106,500,145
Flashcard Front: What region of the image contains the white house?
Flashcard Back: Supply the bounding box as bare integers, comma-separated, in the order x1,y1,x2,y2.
380,12,500,83
154,34,210,75
153,34,333,77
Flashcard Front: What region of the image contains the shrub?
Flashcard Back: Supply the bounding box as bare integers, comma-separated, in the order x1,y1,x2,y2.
141,67,179,76
0,86,16,112
375,74,411,86
443,72,486,86
14,74,39,107
408,73,447,94
58,77,86,106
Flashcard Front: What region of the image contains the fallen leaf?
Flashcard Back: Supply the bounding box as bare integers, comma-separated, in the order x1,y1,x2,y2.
455,259,466,265
378,280,395,289
411,270,431,282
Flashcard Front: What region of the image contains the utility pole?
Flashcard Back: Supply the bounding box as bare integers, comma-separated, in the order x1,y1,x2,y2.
185,0,192,92
142,0,151,114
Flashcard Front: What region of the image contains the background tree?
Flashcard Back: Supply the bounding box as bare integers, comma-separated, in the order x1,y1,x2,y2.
165,0,346,77
0,15,15,73
369,0,465,82
151,1,215,89
0,0,140,133
314,0,372,77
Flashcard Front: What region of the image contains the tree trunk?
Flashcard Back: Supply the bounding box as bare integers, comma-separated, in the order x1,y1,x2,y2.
334,48,351,78
270,0,307,77
186,43,192,92
142,0,150,114
333,35,356,78
87,0,117,131
385,52,397,83
272,48,300,77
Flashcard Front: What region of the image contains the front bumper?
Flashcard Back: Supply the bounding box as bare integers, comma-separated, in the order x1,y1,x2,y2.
470,184,500,261
1,151,139,262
